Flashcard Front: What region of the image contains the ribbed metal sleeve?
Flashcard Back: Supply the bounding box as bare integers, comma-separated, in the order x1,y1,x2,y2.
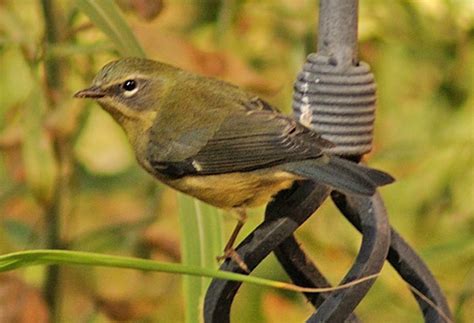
292,53,376,156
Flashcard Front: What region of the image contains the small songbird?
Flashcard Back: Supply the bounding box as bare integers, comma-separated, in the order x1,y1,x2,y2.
75,57,394,270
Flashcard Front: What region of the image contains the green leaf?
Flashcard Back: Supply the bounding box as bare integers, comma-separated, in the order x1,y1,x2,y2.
177,194,202,323
75,0,146,57
178,197,223,323
194,200,223,289
0,249,304,291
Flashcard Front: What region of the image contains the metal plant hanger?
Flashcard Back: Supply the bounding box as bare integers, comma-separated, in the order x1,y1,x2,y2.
204,1,452,322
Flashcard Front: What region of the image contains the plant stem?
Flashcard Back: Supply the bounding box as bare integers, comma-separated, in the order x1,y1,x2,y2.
41,0,63,90
40,1,73,321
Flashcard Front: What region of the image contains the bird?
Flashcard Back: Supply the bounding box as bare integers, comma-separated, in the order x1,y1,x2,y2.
74,57,394,271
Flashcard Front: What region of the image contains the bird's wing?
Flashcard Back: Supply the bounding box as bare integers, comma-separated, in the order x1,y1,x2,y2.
147,96,334,178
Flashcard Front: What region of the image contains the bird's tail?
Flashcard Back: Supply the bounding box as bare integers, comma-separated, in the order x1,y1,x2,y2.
282,156,395,196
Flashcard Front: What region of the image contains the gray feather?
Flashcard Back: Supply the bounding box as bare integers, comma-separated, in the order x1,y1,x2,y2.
282,157,394,196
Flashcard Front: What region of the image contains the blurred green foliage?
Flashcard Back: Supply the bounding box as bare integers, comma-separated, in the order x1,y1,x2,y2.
0,0,473,322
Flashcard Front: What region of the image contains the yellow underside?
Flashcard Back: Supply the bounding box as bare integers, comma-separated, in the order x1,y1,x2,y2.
165,168,299,209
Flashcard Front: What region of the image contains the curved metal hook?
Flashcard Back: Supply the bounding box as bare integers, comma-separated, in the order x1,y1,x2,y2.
204,185,452,323
204,182,330,322
306,192,390,322
331,191,453,322
273,235,360,323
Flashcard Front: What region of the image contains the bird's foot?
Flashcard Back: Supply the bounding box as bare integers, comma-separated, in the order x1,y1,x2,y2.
217,248,249,273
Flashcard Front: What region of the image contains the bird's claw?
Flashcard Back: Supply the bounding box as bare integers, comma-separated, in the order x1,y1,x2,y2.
217,248,250,273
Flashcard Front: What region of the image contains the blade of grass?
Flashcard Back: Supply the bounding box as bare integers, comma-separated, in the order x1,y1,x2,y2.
194,200,223,290
75,0,146,57
178,194,202,323
0,249,380,294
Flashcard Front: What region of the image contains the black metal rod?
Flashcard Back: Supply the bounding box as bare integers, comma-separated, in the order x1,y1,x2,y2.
273,235,360,323
318,0,359,67
331,191,452,322
388,229,452,322
306,192,390,322
204,182,330,322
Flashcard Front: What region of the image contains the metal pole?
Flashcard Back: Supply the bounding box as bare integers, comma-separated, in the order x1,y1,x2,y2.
318,0,359,68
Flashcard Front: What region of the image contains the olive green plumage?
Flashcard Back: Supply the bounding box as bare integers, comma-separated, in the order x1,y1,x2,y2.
75,57,394,210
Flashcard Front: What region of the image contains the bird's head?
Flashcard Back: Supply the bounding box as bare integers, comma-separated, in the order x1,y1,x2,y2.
74,57,177,144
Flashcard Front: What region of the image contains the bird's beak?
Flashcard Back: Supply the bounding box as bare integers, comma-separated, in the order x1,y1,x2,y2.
74,86,106,99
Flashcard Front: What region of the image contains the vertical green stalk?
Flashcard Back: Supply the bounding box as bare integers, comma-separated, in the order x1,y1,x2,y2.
194,201,223,289
178,197,223,322
42,194,61,322
40,0,72,321
178,194,202,323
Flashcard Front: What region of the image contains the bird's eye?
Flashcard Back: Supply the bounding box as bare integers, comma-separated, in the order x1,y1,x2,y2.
122,79,137,91
121,79,139,97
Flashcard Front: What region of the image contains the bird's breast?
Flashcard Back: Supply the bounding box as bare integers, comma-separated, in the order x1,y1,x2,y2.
162,169,299,209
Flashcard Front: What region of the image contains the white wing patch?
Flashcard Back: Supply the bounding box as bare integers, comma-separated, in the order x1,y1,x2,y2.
192,160,203,171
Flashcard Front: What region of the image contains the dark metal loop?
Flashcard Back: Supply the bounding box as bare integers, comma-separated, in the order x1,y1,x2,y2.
331,191,453,322
204,182,330,323
204,186,453,322
273,234,360,323
306,192,390,322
